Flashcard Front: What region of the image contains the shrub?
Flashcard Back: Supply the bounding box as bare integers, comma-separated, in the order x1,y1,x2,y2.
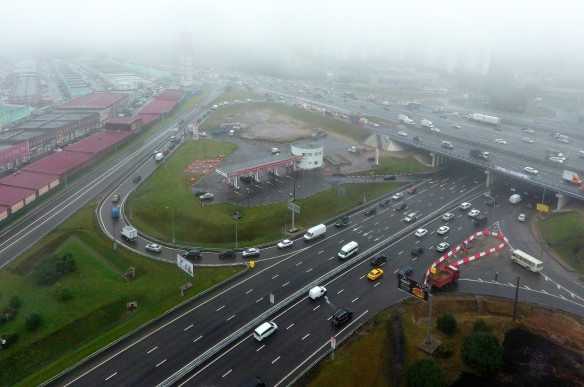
33,253,76,286
461,332,503,377
0,332,19,349
437,313,457,335
9,296,22,309
55,285,73,302
436,342,454,358
404,358,448,387
25,313,42,332
473,319,490,333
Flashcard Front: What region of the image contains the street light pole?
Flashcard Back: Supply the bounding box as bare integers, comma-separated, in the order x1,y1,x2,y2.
235,211,239,248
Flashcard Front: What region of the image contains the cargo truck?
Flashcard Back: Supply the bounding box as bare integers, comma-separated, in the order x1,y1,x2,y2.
121,226,138,241
470,149,490,160
426,265,459,290
562,170,583,185
420,119,434,129
509,194,522,204
470,113,501,125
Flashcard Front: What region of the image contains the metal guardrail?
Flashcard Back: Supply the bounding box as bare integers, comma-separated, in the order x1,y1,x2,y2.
158,185,487,386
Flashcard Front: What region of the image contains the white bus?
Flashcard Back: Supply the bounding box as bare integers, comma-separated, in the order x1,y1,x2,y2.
511,249,543,272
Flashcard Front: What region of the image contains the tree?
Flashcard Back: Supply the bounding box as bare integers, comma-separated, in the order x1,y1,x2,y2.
25,313,42,332
9,296,22,309
437,313,457,335
461,332,503,377
404,358,448,387
473,319,490,333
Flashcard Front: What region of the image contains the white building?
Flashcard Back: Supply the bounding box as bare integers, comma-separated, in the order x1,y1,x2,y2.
291,141,323,170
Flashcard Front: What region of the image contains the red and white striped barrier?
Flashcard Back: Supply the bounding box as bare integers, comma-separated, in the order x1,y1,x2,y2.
423,231,509,286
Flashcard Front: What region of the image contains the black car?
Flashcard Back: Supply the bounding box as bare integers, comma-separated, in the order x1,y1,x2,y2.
219,249,236,259
364,206,377,216
393,201,407,211
371,255,387,266
335,216,350,227
184,249,202,259
486,199,495,207
383,175,396,181
379,198,391,207
398,266,413,277
411,246,424,256
413,135,422,142
332,308,353,327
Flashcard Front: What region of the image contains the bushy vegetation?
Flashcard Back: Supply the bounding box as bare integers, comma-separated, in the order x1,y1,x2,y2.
461,332,503,377
404,358,448,387
473,319,490,333
437,313,457,335
32,253,76,286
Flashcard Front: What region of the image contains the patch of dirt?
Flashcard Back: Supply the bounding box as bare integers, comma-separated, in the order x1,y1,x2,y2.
227,109,316,142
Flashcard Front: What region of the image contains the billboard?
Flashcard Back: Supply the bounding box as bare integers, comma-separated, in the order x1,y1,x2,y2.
0,142,29,165
398,274,428,302
176,254,194,277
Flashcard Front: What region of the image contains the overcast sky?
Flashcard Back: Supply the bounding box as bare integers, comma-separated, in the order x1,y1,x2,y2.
2,0,583,72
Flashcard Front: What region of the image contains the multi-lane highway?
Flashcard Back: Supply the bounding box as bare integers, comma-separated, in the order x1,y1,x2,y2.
49,167,584,386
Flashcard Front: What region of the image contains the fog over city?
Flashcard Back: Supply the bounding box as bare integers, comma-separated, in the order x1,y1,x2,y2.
2,0,583,73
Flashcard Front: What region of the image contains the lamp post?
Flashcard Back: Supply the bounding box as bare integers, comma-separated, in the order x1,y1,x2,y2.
235,211,239,248
165,207,175,243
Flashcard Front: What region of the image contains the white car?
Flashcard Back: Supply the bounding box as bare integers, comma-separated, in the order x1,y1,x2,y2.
392,192,403,200
517,213,526,222
437,226,450,235
468,209,481,217
524,167,539,175
199,192,214,200
242,247,260,258
523,128,535,133
145,243,161,253
557,138,571,143
404,212,418,222
522,137,534,143
398,131,408,137
451,124,462,129
277,239,293,249
414,228,427,237
308,286,327,300
494,138,507,145
437,242,450,252
199,131,208,137
549,157,564,163
442,212,454,221
430,127,440,132
459,202,472,210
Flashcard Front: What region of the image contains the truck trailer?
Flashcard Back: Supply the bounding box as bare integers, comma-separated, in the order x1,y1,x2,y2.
427,265,459,290
420,119,434,129
562,170,583,185
398,114,414,125
470,113,501,125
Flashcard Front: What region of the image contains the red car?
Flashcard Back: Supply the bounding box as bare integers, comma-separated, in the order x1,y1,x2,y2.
407,186,417,194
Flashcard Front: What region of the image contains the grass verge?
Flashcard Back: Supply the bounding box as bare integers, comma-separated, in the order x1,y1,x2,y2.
539,211,584,274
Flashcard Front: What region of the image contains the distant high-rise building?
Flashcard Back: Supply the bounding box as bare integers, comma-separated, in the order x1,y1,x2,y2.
427,41,491,75
179,32,194,87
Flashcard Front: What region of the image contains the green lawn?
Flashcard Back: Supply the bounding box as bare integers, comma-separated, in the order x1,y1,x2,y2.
128,140,404,246
0,200,243,386
539,211,584,274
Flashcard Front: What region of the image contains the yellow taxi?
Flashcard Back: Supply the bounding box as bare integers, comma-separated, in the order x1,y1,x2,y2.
367,268,384,281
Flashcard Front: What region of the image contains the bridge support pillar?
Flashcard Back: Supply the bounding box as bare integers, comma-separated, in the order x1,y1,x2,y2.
431,153,439,168
272,167,279,176
254,170,260,182
556,192,568,210
485,170,494,187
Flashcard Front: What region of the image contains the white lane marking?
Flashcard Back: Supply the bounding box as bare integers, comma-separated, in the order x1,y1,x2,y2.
193,335,203,343
302,333,310,340
156,359,167,367
216,305,225,312
329,256,334,260
226,315,235,321
256,298,263,303
317,251,324,254
337,289,344,294
105,373,117,381
256,345,265,352
184,325,193,331
272,274,279,279
282,282,289,287
374,283,380,288
313,305,320,311
352,297,359,303
398,251,403,255
306,268,313,273
147,347,157,354
272,356,281,364
359,275,365,279
296,261,302,266
246,289,253,294
222,369,232,378
287,324,294,330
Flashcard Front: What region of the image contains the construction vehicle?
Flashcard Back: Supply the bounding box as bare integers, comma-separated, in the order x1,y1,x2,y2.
426,265,460,290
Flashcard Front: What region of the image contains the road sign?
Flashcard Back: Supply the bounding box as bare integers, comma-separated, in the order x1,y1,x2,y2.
287,201,300,214
331,336,336,349
536,203,549,213
176,254,195,277
270,293,275,304
397,274,428,302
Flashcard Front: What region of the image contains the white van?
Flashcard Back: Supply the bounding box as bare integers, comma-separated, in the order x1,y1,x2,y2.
304,224,326,241
253,321,278,341
338,241,359,260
